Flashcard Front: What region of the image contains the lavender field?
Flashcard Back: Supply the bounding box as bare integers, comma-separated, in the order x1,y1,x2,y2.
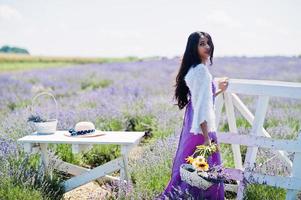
0,56,301,199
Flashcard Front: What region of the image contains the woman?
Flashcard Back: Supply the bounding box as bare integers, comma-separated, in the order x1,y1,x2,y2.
158,31,229,199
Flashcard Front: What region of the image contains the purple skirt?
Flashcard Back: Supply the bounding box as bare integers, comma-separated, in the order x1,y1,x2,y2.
157,82,225,200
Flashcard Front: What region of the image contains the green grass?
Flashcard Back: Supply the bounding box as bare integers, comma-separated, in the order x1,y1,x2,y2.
0,62,74,72
52,143,121,168
244,184,286,200
1,154,65,200
7,99,31,111
287,117,301,135
95,117,124,132
53,144,82,165
0,179,44,200
130,157,172,198
0,53,143,72
81,79,113,90
82,144,121,167
220,117,251,132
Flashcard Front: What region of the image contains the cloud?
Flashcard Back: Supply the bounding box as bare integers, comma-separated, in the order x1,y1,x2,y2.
0,5,22,21
204,10,242,29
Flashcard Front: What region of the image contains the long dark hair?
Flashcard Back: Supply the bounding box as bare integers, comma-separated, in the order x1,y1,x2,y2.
173,31,214,110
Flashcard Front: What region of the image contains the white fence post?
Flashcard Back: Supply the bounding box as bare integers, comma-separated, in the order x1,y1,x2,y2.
237,95,269,199
286,132,301,200
224,92,243,170
244,95,269,168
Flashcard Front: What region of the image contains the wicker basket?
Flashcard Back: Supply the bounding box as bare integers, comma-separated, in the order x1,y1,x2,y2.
31,92,58,135
179,163,214,190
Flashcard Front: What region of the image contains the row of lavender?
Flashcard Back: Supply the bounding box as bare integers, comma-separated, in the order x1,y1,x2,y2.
0,56,301,199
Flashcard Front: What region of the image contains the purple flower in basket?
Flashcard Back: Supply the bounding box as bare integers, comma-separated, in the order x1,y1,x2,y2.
27,114,47,123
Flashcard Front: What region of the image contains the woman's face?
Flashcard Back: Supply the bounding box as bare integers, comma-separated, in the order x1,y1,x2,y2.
197,35,211,63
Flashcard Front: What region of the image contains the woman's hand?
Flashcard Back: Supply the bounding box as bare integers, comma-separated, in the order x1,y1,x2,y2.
218,77,229,93
214,77,229,97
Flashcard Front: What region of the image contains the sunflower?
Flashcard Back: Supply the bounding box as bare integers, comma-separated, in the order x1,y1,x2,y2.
195,155,205,163
198,161,209,171
185,156,194,164
192,159,209,172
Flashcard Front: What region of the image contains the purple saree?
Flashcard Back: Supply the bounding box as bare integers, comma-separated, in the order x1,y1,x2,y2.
157,81,224,200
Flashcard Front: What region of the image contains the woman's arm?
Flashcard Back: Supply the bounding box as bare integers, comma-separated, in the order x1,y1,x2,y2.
200,121,211,146
201,121,221,151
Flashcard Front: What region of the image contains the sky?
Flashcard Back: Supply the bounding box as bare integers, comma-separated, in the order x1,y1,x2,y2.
0,0,300,58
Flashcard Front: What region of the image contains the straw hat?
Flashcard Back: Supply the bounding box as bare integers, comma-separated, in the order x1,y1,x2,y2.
66,121,104,137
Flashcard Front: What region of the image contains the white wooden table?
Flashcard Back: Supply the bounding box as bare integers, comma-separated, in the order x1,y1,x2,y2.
18,130,145,192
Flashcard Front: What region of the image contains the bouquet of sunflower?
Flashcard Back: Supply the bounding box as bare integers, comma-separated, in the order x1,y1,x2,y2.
180,142,228,190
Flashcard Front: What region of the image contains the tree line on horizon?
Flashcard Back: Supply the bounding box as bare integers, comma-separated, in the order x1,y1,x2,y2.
0,45,29,54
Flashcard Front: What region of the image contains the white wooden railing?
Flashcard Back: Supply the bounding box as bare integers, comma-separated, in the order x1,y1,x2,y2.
213,78,301,200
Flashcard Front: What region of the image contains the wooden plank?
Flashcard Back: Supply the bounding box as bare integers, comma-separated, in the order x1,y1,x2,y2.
224,92,243,170
225,79,301,99
244,171,301,191
286,132,301,200
223,167,301,192
63,157,123,192
231,93,292,168
244,95,269,169
52,157,122,182
216,132,301,152
18,131,145,146
53,157,90,175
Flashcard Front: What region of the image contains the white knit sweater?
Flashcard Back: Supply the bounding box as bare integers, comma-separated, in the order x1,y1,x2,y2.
184,63,217,135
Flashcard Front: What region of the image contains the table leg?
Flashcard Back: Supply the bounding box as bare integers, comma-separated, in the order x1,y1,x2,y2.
120,154,129,182
120,145,132,183
40,143,51,176
117,145,134,198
